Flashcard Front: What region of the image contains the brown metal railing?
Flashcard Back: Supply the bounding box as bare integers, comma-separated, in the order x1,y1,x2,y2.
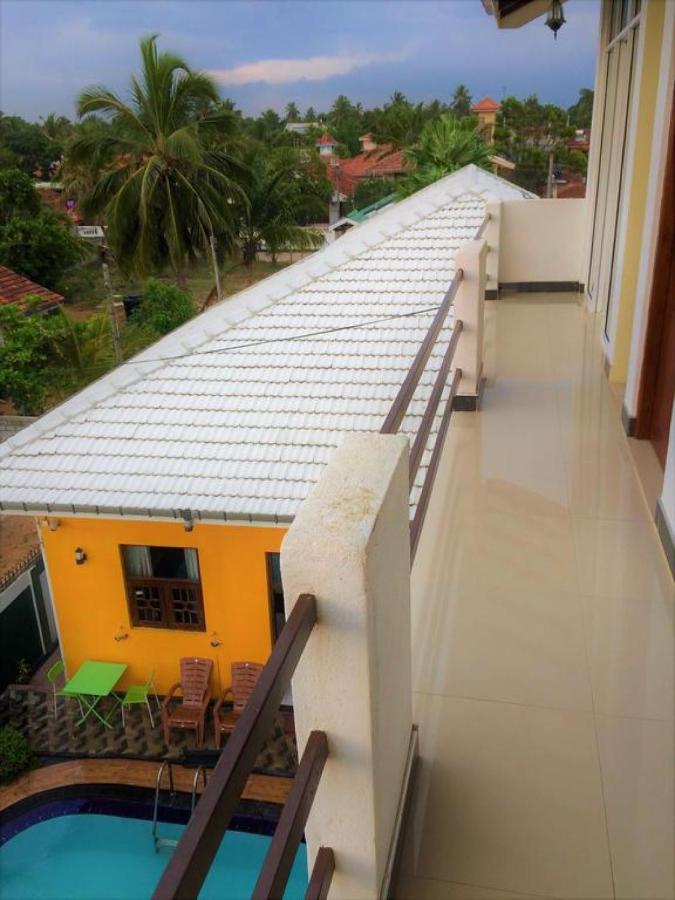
379,270,466,563
152,592,333,900
380,269,463,435
305,847,335,900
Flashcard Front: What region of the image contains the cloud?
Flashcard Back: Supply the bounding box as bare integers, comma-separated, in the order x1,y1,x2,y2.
209,51,406,86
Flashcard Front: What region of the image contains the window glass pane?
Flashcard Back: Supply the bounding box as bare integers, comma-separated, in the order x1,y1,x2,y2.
149,546,193,579
122,545,152,577
123,545,200,580
184,548,199,581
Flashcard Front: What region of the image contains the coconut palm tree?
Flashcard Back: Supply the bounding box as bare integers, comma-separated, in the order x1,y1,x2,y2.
450,84,473,120
397,115,492,198
68,35,246,276
238,154,323,270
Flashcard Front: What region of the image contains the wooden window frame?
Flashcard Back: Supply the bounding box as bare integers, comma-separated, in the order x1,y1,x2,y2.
120,546,206,632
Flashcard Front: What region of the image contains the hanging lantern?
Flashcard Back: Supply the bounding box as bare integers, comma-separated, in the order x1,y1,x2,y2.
546,0,566,39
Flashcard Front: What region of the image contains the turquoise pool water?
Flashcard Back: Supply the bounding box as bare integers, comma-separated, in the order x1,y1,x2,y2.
0,813,307,900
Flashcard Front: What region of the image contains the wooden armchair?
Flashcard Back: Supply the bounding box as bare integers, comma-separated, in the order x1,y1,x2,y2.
162,657,213,746
213,661,264,749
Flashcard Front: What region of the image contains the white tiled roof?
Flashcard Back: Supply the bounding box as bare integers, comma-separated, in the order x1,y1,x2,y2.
0,166,533,523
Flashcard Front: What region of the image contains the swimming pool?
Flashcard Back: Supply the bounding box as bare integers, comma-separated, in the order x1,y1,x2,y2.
0,805,307,899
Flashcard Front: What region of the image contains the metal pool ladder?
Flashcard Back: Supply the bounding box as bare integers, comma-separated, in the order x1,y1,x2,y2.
152,761,208,852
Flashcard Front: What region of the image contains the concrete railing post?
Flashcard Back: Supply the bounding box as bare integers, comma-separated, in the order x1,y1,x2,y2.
485,200,501,298
281,433,414,899
453,238,487,410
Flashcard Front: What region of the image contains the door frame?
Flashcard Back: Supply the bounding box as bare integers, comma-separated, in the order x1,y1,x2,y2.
635,89,675,447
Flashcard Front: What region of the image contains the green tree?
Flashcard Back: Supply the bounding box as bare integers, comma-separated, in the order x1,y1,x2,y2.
0,211,84,289
70,35,245,276
450,84,472,119
371,96,429,148
135,277,195,335
568,88,594,129
0,302,119,413
0,168,42,224
304,106,317,123
397,115,492,197
285,101,301,122
40,113,73,144
353,177,396,209
237,154,324,268
494,94,572,194
327,95,364,154
0,115,59,175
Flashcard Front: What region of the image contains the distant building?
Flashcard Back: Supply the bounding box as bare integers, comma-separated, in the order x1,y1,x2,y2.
285,122,320,135
315,132,339,156
471,96,501,143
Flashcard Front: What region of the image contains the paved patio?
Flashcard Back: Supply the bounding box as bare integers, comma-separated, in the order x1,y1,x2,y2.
0,685,297,775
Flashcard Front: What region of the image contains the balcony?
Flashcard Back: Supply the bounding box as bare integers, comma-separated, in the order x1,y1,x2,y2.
400,290,673,899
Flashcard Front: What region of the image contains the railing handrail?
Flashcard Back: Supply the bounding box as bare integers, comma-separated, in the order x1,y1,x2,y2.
253,730,329,899
380,268,463,434
152,593,319,900
408,322,463,487
409,367,462,562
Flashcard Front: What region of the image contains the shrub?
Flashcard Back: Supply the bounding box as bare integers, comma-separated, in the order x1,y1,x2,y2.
0,211,85,290
0,726,32,783
137,278,195,336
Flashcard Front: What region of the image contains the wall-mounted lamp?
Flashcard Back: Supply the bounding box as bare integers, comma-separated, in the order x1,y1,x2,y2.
546,0,566,39
114,626,129,642
182,510,194,533
74,547,87,565
209,631,222,648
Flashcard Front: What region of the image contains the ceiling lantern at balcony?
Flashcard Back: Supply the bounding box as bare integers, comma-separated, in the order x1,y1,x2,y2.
546,0,566,39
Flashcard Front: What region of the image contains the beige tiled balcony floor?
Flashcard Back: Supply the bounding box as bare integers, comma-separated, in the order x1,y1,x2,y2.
400,294,674,900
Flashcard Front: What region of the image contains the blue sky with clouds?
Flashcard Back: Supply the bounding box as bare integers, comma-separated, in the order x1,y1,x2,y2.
0,0,599,122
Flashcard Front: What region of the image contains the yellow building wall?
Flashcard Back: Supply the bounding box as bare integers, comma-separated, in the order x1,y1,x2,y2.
40,517,285,696
609,0,665,383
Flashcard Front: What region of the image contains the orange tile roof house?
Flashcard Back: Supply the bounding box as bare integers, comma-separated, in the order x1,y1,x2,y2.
321,134,410,198
470,96,502,113
0,266,64,314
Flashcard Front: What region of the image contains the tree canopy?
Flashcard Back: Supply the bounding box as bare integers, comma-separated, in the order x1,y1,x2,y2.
70,34,246,275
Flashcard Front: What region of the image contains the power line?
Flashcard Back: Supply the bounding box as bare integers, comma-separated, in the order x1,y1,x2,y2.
125,302,447,368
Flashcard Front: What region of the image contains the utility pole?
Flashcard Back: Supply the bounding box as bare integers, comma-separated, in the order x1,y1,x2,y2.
209,233,222,303
546,150,555,199
99,244,123,365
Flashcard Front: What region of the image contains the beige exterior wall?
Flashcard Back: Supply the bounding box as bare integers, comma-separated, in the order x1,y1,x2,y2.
499,198,586,284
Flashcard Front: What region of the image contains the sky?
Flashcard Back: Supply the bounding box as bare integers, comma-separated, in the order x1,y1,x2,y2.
0,0,599,122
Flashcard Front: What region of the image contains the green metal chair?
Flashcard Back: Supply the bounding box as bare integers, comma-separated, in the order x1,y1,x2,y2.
47,660,82,719
120,670,161,728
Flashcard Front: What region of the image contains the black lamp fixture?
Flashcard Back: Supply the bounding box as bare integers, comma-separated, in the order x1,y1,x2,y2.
546,0,566,39
74,547,87,565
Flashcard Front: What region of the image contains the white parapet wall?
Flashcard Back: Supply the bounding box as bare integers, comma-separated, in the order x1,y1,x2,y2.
281,432,413,899
499,198,587,285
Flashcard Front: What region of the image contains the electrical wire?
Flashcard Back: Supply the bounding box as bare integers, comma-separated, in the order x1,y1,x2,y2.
123,301,447,367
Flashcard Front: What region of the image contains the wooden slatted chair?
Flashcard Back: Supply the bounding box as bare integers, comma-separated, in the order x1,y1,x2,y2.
162,657,213,746
213,661,264,749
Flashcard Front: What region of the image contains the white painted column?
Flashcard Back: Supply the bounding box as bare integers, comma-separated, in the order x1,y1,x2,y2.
454,238,487,407
485,200,501,297
281,433,413,899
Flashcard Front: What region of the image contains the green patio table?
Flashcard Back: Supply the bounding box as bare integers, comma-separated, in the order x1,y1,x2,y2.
62,660,127,729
